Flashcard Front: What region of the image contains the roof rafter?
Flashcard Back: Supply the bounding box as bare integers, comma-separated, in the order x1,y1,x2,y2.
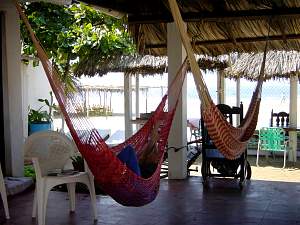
221,22,237,46
145,33,300,49
128,7,300,24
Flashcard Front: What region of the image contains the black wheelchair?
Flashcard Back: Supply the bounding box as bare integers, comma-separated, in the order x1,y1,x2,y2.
201,103,251,189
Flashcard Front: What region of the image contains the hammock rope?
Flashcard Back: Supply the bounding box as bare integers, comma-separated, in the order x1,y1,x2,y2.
167,0,269,159
15,2,188,206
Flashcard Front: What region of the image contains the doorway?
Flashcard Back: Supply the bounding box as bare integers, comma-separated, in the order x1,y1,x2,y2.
0,12,5,174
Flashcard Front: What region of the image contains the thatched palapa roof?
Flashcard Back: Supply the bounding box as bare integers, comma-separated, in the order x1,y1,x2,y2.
74,54,228,77
75,55,167,77
224,51,300,80
81,0,300,56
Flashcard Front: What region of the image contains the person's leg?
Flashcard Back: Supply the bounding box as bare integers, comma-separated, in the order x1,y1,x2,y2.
117,145,141,176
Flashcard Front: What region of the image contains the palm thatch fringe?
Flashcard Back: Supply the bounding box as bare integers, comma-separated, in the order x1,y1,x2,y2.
224,51,300,81
74,54,167,77
74,54,228,77
78,85,152,94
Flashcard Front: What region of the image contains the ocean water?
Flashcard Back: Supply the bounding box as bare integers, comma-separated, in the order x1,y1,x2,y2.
53,72,300,144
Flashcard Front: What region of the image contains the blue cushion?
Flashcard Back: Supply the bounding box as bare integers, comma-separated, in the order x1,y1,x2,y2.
205,149,225,158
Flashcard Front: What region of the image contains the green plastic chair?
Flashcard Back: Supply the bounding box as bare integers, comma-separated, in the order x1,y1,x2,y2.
256,127,288,168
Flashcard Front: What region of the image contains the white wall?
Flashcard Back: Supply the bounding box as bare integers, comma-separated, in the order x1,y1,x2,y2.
22,61,52,112
21,61,52,140
1,0,24,176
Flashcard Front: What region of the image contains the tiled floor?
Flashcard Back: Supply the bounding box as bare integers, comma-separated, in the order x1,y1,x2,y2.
0,176,299,225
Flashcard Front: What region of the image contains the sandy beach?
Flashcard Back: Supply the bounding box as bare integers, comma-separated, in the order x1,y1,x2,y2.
190,155,300,183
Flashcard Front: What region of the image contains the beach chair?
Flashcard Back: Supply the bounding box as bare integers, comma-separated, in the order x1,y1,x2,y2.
270,110,289,127
187,119,201,142
256,127,288,168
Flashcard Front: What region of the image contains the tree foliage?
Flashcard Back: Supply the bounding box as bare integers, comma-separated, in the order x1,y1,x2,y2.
21,2,135,88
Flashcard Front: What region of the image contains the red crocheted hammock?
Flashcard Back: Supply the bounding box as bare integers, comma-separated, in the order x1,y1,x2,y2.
16,3,188,206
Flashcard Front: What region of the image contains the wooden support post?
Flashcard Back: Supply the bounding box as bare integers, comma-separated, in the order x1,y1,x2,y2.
288,76,298,162
135,75,140,118
236,78,241,126
217,70,225,104
124,73,133,139
86,88,90,117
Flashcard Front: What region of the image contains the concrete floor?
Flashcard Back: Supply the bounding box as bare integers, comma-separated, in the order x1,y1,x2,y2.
0,176,299,225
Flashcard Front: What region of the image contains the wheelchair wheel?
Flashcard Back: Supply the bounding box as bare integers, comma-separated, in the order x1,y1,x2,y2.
201,161,209,185
246,161,252,180
239,160,251,190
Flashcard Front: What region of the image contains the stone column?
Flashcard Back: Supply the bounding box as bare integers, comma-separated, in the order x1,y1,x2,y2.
167,22,187,179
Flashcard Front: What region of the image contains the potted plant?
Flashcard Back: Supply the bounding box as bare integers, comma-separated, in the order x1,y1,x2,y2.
70,155,85,172
28,92,57,135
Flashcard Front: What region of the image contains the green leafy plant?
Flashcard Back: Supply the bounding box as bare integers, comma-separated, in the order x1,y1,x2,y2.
21,2,135,83
28,92,57,124
70,155,84,172
69,154,106,195
24,165,35,179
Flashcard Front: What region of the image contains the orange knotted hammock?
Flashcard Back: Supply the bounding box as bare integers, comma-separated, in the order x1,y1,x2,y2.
168,0,268,159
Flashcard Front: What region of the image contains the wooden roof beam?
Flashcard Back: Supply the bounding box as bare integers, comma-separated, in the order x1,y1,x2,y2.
222,23,237,46
128,7,300,24
145,33,300,49
272,19,288,44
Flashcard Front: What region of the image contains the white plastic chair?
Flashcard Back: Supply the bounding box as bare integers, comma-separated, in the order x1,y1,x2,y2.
187,119,201,142
0,163,9,219
24,131,97,225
